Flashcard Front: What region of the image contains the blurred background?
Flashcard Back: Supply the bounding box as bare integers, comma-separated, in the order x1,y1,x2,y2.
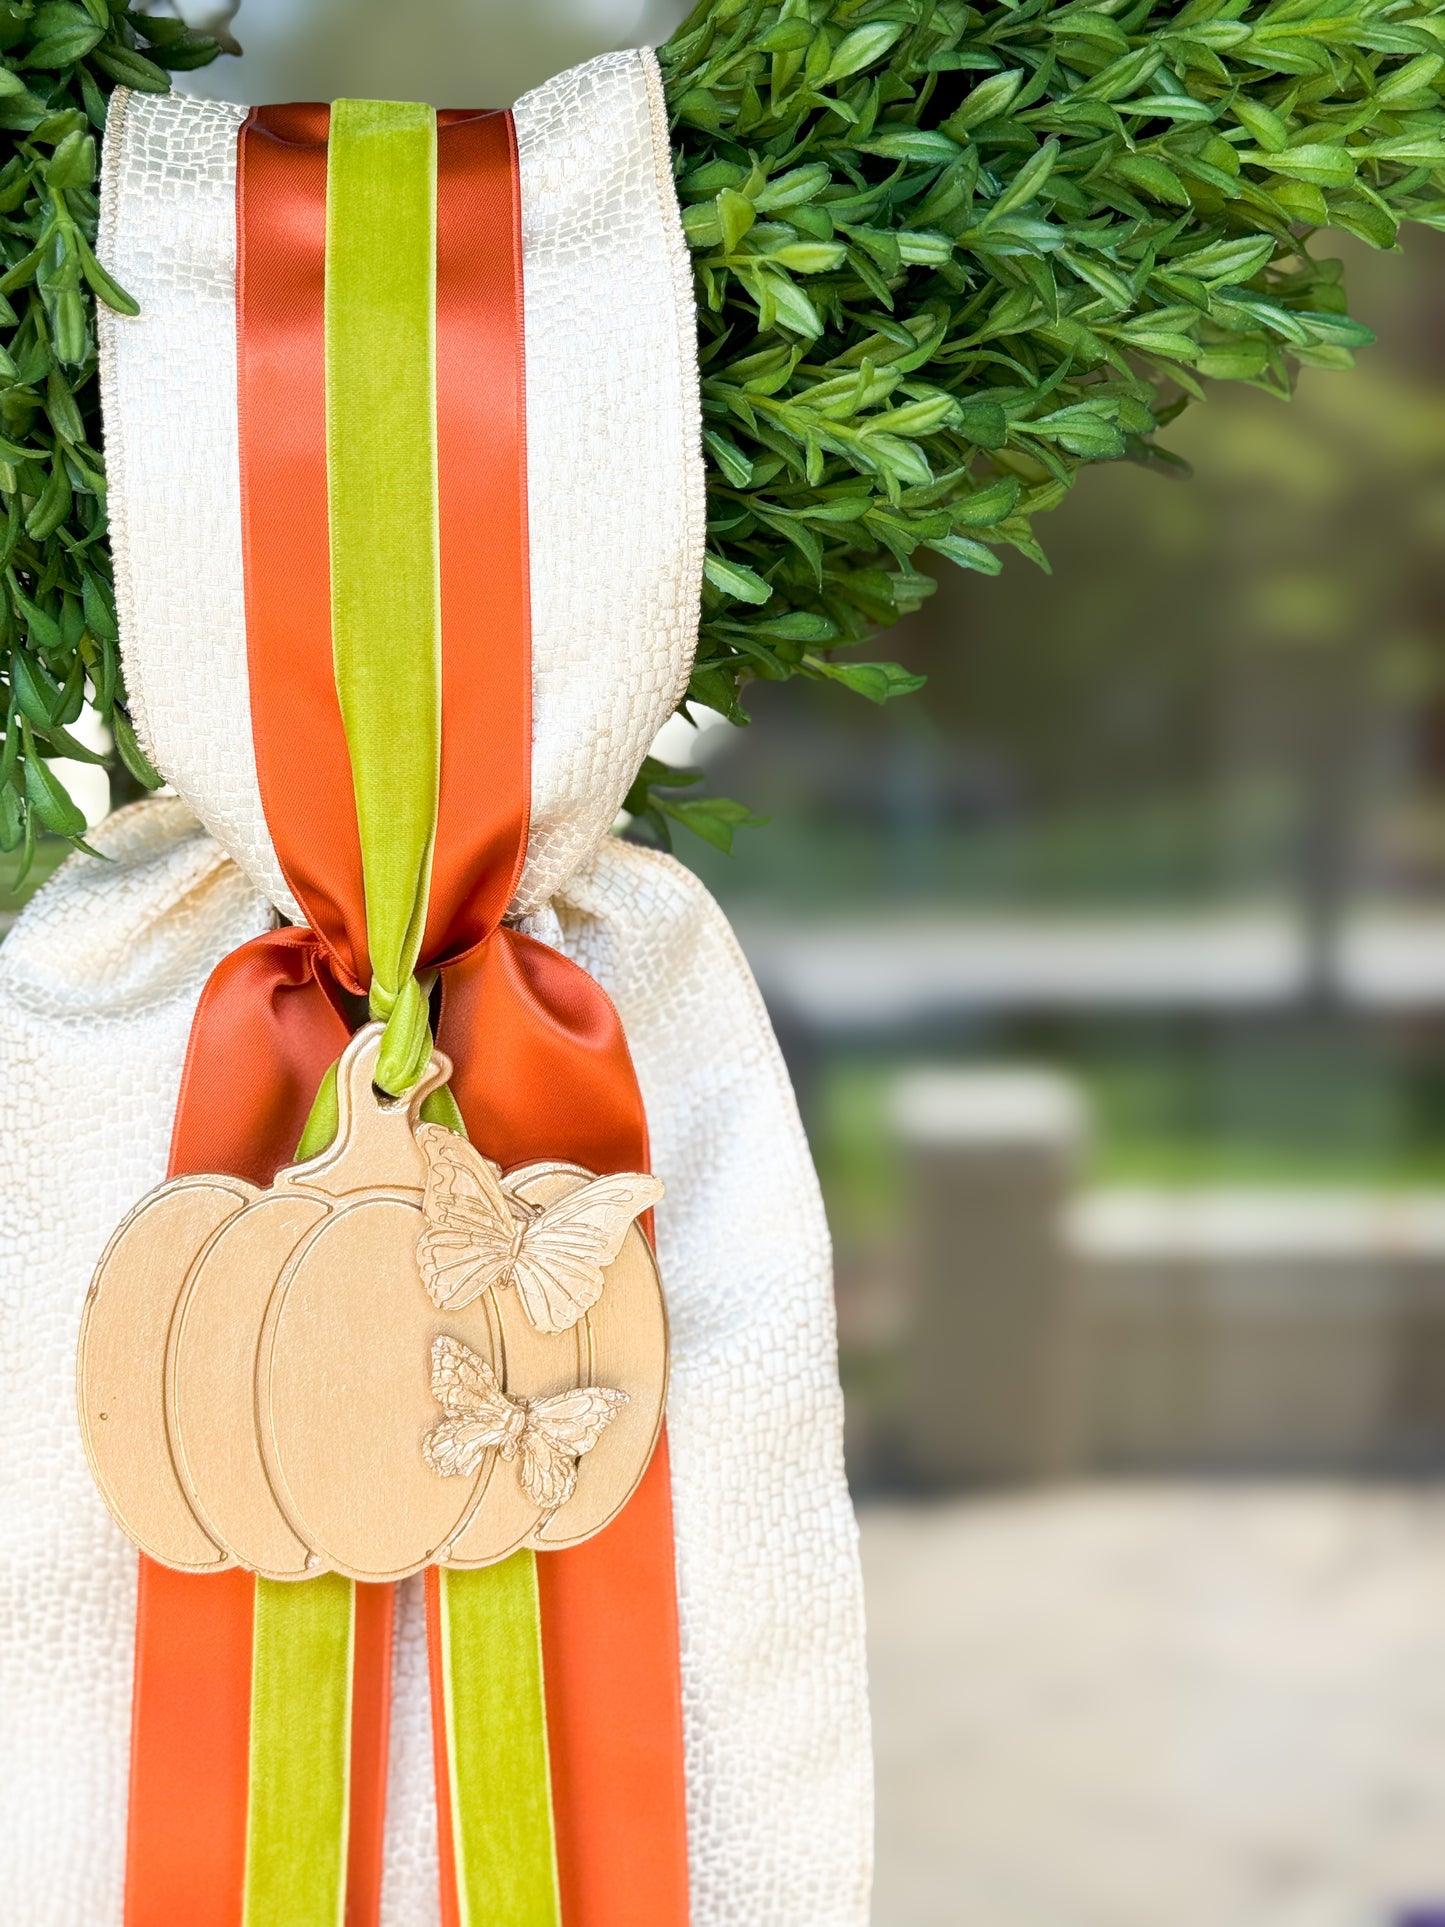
16,2,1445,1920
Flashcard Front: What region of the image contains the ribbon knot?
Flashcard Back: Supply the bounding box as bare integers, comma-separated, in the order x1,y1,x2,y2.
370,969,437,1099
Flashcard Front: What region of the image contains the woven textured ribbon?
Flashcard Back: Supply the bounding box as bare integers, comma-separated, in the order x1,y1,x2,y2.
0,51,872,1927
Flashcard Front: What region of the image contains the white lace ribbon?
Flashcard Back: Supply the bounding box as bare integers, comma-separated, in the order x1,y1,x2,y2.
0,54,871,1926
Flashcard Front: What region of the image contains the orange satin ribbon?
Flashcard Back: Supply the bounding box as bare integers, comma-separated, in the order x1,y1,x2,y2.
123,102,689,1927
125,927,381,1927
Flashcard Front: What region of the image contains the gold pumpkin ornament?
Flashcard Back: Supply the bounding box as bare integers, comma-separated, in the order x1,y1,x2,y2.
77,1025,668,1582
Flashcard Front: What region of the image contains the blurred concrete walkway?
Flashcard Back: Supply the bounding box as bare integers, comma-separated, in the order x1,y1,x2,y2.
737,913,1445,1027
862,1485,1445,1927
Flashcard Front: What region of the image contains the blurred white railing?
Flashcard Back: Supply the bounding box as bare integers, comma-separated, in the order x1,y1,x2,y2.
741,913,1445,1023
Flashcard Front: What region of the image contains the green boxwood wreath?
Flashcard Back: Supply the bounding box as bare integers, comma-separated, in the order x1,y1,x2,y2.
1,0,1443,865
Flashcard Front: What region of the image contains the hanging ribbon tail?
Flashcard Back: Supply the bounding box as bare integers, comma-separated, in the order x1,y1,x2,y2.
126,1561,255,1927
127,926,392,1927
426,1558,561,1927
437,928,689,1920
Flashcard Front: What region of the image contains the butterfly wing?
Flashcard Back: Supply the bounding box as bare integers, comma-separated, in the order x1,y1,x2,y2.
507,1171,664,1333
422,1336,516,1479
516,1385,630,1509
515,1430,580,1510
417,1122,520,1311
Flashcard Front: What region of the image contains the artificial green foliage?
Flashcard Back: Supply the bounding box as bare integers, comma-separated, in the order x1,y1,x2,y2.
657,0,1445,828
3,0,1445,861
0,1,226,876
622,753,770,849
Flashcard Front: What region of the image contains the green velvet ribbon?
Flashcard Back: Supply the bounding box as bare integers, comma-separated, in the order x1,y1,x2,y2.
294,94,462,1154
244,1576,355,1927
437,1561,562,1926
324,97,440,1103
243,99,558,1926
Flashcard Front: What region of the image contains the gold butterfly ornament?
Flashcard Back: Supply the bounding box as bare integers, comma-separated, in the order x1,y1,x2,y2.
424,1336,629,1509
417,1123,664,1334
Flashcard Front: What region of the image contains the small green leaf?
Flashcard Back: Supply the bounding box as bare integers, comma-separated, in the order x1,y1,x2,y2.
1193,342,1271,380
1359,133,1445,165
1021,403,1127,458
857,129,962,164
952,479,1021,527
927,533,1003,573
1297,311,1375,349
1232,97,1289,154
11,649,60,726
22,739,86,836
51,286,87,366
941,69,1024,138
1326,195,1398,249
12,585,64,656
716,186,755,253
985,140,1059,223
753,164,832,212
76,233,139,317
704,554,773,604
657,792,767,853
79,62,106,129
45,367,83,443
0,242,44,295
1178,235,1275,283
896,231,953,267
1270,179,1329,227
24,24,104,69
1120,328,1199,362
762,240,847,273
90,44,171,93
45,128,94,192
810,659,927,703
1109,153,1191,206
824,23,905,86
1375,53,1443,103
752,269,823,339
625,754,701,807
13,806,35,889
749,609,837,642
703,429,753,488
33,0,96,29
81,570,118,645
757,18,814,54
112,706,162,790
25,456,72,540
1245,143,1357,188
0,779,22,852
36,717,106,764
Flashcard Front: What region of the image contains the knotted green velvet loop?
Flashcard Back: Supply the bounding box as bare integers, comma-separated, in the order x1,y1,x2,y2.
370,972,434,1098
